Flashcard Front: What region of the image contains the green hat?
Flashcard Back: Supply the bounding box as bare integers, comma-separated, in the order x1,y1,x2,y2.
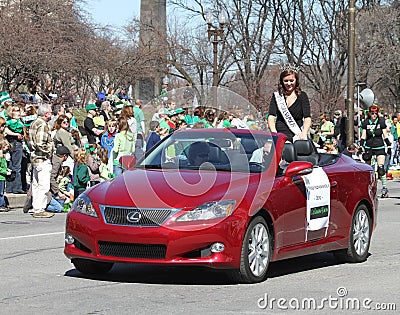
115,100,125,110
85,103,97,112
158,107,171,115
0,92,13,106
174,108,185,114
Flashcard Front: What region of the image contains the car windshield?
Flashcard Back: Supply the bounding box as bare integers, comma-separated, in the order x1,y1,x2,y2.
138,130,277,173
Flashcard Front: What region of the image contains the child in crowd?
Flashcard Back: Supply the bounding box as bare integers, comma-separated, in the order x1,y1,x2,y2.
73,148,90,198
100,119,118,159
323,143,338,154
86,143,101,186
70,128,82,148
0,139,11,212
56,166,73,211
145,120,161,152
98,147,114,181
4,105,25,194
0,116,6,138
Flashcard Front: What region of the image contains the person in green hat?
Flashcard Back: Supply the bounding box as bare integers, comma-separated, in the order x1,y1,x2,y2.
158,107,171,131
0,92,14,119
84,103,103,144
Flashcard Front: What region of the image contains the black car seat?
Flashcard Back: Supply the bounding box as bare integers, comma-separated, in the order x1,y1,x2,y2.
208,145,229,165
293,140,319,165
282,142,297,163
276,142,298,176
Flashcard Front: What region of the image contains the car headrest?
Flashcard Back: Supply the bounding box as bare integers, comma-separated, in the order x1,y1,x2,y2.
208,146,229,164
240,138,259,155
294,140,315,156
282,142,297,162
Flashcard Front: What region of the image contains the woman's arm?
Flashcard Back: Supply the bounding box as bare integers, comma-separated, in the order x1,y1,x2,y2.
267,115,277,132
300,117,312,140
299,92,311,140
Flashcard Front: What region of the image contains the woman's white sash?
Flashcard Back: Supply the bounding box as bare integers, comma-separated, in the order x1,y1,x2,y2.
274,91,302,138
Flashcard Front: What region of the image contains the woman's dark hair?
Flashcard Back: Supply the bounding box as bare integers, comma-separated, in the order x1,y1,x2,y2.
118,118,130,133
278,69,302,96
193,107,204,118
97,147,109,164
60,166,71,178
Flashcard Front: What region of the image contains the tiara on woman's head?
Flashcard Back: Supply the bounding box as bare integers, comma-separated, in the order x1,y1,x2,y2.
279,63,300,73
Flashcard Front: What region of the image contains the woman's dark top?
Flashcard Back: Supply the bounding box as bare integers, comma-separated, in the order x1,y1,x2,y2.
361,117,386,149
269,91,311,142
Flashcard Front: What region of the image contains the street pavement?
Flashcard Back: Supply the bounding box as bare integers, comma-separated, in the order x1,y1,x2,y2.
0,180,399,315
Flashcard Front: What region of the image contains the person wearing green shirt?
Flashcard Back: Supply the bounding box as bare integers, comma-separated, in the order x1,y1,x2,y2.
112,118,135,177
73,149,91,198
5,105,25,194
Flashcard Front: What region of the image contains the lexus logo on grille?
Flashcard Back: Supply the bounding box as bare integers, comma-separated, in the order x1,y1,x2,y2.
127,211,142,223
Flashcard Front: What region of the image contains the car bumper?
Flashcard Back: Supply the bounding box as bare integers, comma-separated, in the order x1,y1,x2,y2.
64,210,245,269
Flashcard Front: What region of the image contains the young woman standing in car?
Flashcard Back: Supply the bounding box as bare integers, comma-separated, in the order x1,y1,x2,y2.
267,64,312,142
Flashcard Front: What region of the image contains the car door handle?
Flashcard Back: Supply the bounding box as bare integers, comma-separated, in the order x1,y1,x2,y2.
330,181,337,188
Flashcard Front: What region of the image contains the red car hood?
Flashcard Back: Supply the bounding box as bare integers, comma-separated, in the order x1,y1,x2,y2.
87,168,274,210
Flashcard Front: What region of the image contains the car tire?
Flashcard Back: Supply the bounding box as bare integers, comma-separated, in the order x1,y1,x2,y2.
230,216,272,283
72,258,114,275
334,204,371,263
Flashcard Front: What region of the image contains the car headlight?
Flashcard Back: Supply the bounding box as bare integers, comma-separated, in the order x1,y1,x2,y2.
72,193,98,218
176,200,236,222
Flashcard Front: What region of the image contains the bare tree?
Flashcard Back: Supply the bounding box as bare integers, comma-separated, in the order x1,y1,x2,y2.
272,0,350,116
356,2,400,110
169,0,282,111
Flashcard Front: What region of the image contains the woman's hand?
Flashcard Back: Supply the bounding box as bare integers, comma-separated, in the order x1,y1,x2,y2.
299,131,308,140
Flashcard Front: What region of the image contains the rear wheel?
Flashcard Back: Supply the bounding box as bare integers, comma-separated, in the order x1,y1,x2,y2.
334,204,371,263
72,258,114,275
230,216,272,283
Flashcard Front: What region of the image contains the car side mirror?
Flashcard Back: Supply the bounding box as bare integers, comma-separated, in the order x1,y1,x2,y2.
119,155,136,170
284,161,314,178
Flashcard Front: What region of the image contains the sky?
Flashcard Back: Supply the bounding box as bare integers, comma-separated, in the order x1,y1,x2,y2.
83,0,141,29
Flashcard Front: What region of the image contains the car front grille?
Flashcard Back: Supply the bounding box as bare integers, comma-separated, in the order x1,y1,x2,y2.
98,241,166,259
102,206,172,226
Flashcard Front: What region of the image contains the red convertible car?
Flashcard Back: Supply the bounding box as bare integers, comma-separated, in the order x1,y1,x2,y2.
64,128,377,283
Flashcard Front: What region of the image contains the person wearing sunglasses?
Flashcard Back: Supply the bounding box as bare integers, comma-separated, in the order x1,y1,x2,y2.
188,142,211,167
360,105,391,198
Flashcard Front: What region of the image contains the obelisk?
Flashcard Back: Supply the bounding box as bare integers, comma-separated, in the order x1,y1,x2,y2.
137,0,167,101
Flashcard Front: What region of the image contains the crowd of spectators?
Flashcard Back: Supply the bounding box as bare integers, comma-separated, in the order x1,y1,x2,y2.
0,87,398,215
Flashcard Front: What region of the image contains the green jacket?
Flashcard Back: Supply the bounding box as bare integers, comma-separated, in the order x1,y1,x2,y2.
113,131,135,165
73,163,90,191
0,157,8,181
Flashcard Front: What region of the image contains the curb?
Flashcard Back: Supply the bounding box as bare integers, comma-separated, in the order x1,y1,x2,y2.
5,193,27,209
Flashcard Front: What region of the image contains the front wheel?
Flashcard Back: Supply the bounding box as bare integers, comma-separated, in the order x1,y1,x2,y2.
231,216,272,283
334,204,371,263
72,258,114,275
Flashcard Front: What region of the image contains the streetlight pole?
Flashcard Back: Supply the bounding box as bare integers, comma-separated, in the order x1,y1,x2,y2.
355,82,366,141
206,11,226,111
346,0,356,146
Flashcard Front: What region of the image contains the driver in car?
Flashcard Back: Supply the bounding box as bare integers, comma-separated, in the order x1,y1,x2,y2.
188,142,211,166
249,141,272,164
